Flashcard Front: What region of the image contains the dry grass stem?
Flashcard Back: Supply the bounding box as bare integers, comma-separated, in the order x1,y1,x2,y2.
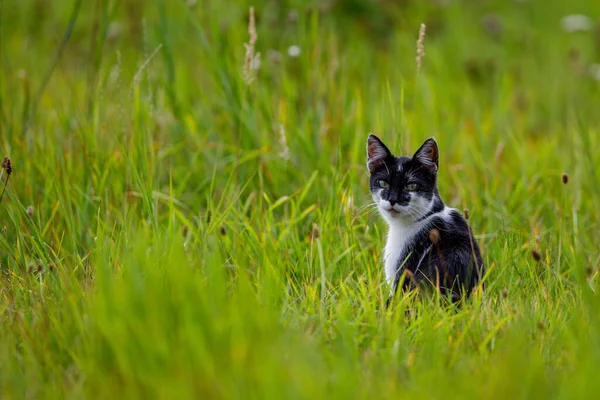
243,7,260,85
416,23,426,73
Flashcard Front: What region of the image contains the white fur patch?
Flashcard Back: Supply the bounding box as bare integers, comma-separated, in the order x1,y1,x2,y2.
382,206,454,285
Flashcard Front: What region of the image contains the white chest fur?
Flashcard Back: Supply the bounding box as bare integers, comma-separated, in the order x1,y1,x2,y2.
383,207,454,285
384,222,423,284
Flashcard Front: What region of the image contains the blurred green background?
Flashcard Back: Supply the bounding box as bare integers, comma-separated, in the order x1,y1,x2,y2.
1,0,600,398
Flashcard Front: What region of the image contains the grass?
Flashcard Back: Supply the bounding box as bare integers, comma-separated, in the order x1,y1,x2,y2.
1,0,600,398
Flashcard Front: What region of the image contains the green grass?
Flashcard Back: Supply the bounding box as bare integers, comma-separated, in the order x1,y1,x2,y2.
1,0,600,398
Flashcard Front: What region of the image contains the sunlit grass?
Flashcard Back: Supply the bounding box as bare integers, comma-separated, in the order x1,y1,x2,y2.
1,0,600,398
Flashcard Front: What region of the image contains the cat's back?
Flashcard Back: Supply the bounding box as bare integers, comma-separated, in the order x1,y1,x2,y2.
432,208,473,242
426,207,484,286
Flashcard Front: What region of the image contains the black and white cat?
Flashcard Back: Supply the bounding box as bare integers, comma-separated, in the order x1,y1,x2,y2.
366,134,484,303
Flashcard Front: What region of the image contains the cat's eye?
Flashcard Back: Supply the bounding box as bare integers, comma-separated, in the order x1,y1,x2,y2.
378,180,389,189
406,183,418,191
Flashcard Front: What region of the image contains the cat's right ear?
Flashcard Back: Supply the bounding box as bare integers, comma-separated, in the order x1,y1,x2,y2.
366,134,392,173
412,138,438,174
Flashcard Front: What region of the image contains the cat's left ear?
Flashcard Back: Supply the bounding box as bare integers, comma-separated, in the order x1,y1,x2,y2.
413,138,439,173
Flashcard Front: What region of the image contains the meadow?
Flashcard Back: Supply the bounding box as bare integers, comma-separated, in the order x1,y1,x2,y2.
1,0,600,398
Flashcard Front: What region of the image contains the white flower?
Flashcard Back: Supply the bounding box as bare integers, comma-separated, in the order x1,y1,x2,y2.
560,14,595,32
589,64,600,81
287,45,301,57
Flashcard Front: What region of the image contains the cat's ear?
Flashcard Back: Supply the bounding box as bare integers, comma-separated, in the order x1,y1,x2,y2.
367,134,392,172
413,138,438,173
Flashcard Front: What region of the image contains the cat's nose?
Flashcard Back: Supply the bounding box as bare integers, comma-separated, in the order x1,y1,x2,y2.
389,200,397,206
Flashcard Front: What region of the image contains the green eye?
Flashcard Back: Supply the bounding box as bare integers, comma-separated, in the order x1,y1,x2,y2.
378,180,389,189
406,183,418,191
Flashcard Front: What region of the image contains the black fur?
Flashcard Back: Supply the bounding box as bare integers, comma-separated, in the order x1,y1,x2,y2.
392,209,484,301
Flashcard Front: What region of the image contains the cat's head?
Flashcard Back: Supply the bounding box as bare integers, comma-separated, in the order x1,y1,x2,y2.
366,135,439,223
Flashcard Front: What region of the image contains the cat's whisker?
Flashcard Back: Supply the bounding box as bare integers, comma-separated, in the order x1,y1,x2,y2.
356,202,378,214
365,209,382,222
355,211,377,224
353,204,381,224
355,205,379,219
404,206,422,222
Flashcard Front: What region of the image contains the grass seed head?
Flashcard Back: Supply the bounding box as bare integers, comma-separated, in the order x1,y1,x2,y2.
312,224,320,239
1,156,11,175
416,23,426,72
26,205,34,217
243,7,259,85
0,157,12,206
562,173,569,184
463,208,470,220
537,321,546,331
531,249,542,263
279,124,290,160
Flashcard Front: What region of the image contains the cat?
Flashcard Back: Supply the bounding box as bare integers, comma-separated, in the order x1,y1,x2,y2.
366,134,484,304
